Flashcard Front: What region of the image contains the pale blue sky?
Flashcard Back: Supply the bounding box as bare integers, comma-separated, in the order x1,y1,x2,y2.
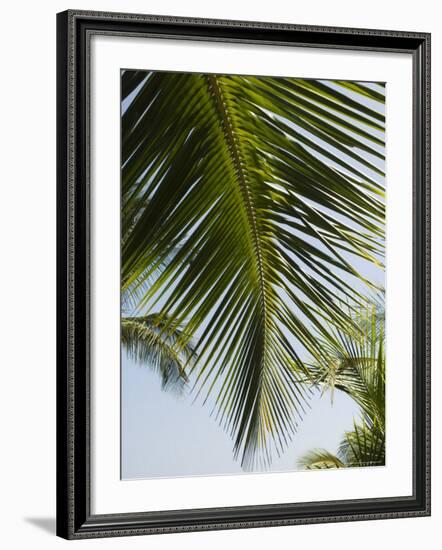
122,354,360,479
121,74,385,480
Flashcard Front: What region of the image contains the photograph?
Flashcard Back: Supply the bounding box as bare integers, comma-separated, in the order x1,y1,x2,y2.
120,70,386,479
54,8,430,540
0,0,436,547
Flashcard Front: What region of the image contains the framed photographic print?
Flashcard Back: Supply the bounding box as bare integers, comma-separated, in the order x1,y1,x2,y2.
56,10,431,539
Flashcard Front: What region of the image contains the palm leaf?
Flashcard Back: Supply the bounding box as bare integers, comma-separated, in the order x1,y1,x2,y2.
298,418,385,470
299,302,385,469
339,418,385,467
298,449,346,469
309,300,385,427
122,314,196,393
121,70,385,468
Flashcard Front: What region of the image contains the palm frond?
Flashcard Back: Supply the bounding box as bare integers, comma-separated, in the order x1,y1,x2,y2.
309,300,385,427
121,71,385,468
298,449,346,469
298,417,385,470
339,418,385,467
122,314,196,393
299,302,385,470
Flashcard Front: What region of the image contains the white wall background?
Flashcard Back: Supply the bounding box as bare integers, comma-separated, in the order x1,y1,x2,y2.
0,0,439,548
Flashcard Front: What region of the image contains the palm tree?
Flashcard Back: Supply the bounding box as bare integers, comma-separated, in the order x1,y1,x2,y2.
298,303,385,469
121,70,385,468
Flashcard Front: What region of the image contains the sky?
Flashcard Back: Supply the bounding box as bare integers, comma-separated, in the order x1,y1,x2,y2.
122,353,360,479
121,73,385,480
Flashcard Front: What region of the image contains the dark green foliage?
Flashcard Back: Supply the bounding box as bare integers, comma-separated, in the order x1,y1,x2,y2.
299,304,385,469
121,70,385,468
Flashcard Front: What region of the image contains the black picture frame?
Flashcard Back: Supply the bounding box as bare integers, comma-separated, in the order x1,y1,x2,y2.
56,9,431,540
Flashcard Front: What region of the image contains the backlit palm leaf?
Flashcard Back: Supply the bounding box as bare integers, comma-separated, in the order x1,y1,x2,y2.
299,303,385,469
309,300,385,427
299,418,385,470
122,313,196,393
121,71,385,468
298,449,346,469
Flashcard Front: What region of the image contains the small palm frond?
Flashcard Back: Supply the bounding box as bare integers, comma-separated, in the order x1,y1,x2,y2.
308,300,385,428
298,449,346,469
299,302,385,470
298,418,385,470
122,314,196,393
339,418,385,467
